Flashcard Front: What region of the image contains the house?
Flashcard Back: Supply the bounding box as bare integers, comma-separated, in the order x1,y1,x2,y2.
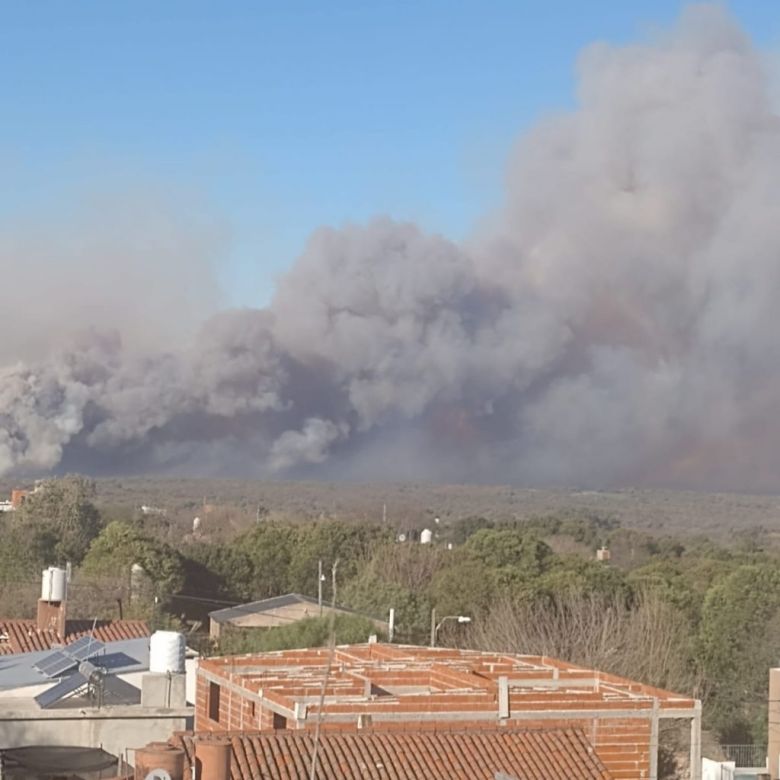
0,634,193,762
195,643,702,780
0,567,195,763
0,565,149,655
0,488,29,512
208,593,388,640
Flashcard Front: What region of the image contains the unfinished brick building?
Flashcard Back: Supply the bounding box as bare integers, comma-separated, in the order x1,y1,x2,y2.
196,643,701,780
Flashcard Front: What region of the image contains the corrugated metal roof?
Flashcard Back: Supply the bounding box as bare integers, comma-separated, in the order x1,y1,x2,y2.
174,729,613,780
209,594,388,627
0,620,149,656
209,593,315,623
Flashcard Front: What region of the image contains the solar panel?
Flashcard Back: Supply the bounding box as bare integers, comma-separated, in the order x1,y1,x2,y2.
67,636,106,661
34,651,68,674
34,672,87,709
34,651,77,678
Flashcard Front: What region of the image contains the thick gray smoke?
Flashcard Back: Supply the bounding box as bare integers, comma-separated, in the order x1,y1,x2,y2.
3,5,780,489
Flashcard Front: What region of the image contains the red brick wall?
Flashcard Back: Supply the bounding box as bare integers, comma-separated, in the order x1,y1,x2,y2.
195,670,653,778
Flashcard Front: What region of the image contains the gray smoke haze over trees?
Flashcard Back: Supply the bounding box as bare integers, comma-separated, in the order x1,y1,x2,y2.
2,5,780,489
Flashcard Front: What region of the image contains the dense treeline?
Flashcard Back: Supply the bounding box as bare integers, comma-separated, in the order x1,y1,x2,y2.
2,475,780,746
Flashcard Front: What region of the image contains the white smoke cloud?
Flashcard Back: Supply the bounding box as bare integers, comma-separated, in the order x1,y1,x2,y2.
2,5,779,489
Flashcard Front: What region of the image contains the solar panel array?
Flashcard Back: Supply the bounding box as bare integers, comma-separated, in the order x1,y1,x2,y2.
34,637,106,679
67,636,106,661
34,672,87,709
33,633,143,709
34,651,76,678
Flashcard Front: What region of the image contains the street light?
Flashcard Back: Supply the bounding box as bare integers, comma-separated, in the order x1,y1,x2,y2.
430,609,471,647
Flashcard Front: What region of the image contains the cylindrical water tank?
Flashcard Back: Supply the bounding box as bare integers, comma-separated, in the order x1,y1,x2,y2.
149,631,186,674
134,742,184,780
420,528,433,545
41,567,67,602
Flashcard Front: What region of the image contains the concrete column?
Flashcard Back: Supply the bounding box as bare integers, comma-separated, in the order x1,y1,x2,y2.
769,668,780,779
690,706,702,780
498,676,509,720
649,702,659,780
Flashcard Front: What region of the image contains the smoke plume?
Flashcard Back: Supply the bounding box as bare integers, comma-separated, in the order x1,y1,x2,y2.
3,5,780,489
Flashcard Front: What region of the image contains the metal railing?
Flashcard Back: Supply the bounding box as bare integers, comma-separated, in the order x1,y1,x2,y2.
720,744,767,768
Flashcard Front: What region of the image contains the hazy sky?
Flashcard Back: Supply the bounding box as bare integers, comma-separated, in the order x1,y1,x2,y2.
1,1,778,307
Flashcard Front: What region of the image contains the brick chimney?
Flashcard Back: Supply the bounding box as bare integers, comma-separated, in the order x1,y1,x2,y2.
37,567,68,640
10,489,28,509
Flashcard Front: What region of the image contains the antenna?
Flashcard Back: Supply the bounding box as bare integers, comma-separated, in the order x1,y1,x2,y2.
309,560,339,780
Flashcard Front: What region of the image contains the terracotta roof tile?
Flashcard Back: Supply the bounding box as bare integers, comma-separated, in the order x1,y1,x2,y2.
174,729,612,780
0,619,150,655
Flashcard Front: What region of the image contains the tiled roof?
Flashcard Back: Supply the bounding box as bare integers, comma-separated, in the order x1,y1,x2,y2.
0,620,150,655
174,728,613,780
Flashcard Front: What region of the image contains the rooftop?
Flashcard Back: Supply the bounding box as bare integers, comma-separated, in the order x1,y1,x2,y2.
0,636,152,692
199,643,698,728
0,619,149,656
174,728,613,780
208,593,382,625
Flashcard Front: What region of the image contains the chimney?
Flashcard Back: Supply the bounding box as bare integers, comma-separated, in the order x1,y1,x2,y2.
769,668,780,778
37,567,67,639
195,739,231,780
10,489,28,510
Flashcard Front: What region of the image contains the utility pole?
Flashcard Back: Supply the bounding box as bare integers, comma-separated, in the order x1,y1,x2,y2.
382,503,387,524
318,559,323,615
430,607,436,647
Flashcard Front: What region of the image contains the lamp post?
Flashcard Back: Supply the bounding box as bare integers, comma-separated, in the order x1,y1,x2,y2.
430,609,471,647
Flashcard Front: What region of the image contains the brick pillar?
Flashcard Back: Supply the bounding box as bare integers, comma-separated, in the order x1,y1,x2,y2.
769,669,780,779
36,600,66,639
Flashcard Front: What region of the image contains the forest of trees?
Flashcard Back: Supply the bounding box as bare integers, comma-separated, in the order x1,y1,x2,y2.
2,475,779,748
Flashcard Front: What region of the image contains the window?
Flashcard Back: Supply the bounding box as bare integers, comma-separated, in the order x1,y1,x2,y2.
208,682,221,723
273,712,287,730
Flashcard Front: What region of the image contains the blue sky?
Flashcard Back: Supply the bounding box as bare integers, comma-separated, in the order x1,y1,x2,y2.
1,1,778,306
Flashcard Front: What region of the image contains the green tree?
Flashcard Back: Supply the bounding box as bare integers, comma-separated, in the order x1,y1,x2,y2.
183,542,255,602
537,557,633,604
82,521,185,600
15,475,102,564
429,552,497,618
464,528,553,584
287,520,391,596
698,564,780,742
341,570,430,644
232,522,299,598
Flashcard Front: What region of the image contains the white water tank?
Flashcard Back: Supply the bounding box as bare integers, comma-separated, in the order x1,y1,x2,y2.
149,631,186,674
420,528,433,544
41,567,67,602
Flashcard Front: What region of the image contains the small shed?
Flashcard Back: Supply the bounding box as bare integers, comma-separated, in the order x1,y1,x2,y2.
208,593,388,640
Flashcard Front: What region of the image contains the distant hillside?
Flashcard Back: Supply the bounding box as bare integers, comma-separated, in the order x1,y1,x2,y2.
3,477,778,540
